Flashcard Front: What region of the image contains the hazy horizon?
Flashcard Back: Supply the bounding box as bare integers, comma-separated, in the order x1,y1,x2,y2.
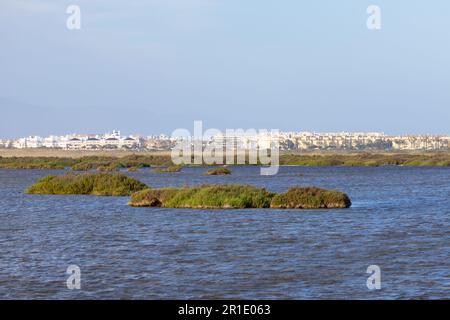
1,122,449,140
1,1,449,138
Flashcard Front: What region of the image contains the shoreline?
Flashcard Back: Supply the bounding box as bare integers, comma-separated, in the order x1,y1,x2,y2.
1,149,450,169
2,148,450,158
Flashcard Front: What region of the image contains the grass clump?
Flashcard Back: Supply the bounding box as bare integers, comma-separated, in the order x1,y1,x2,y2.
129,185,273,208
0,157,77,169
129,184,351,209
270,187,351,209
97,164,119,172
72,159,113,171
204,168,231,175
26,172,148,196
65,155,174,171
152,166,181,173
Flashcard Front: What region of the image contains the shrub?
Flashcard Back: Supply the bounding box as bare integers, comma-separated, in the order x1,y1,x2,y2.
26,173,148,196
0,157,77,169
152,166,181,173
129,185,274,208
97,164,119,172
270,187,351,209
204,168,231,175
129,188,180,207
129,184,352,209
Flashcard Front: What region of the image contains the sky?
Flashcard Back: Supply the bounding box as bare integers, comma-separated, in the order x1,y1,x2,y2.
0,0,449,138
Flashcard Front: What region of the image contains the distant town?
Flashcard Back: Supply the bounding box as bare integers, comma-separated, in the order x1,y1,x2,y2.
1,130,449,151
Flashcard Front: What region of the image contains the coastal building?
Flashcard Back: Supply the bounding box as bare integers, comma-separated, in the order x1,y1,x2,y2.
4,130,141,150
0,139,12,148
12,136,43,149
43,136,60,148
2,130,450,152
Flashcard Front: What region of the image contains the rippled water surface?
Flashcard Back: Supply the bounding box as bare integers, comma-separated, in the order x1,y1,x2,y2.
0,166,449,299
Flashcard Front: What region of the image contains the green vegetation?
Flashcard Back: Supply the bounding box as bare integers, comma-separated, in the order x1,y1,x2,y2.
70,155,173,171
0,156,77,169
129,185,273,208
26,173,148,196
2,152,450,170
270,187,351,209
204,168,231,175
279,153,450,166
152,166,181,173
96,164,119,172
129,184,351,209
2,154,174,171
72,158,114,171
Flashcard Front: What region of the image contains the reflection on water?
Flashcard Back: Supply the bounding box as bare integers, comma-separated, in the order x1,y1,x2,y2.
0,166,449,299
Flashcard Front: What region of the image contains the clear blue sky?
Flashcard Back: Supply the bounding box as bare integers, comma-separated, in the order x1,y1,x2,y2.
1,0,449,138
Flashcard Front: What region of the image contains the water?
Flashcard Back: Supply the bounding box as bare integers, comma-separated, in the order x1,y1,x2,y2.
0,166,449,299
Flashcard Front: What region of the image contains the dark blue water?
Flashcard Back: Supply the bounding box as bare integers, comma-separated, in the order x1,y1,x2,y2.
0,166,449,299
